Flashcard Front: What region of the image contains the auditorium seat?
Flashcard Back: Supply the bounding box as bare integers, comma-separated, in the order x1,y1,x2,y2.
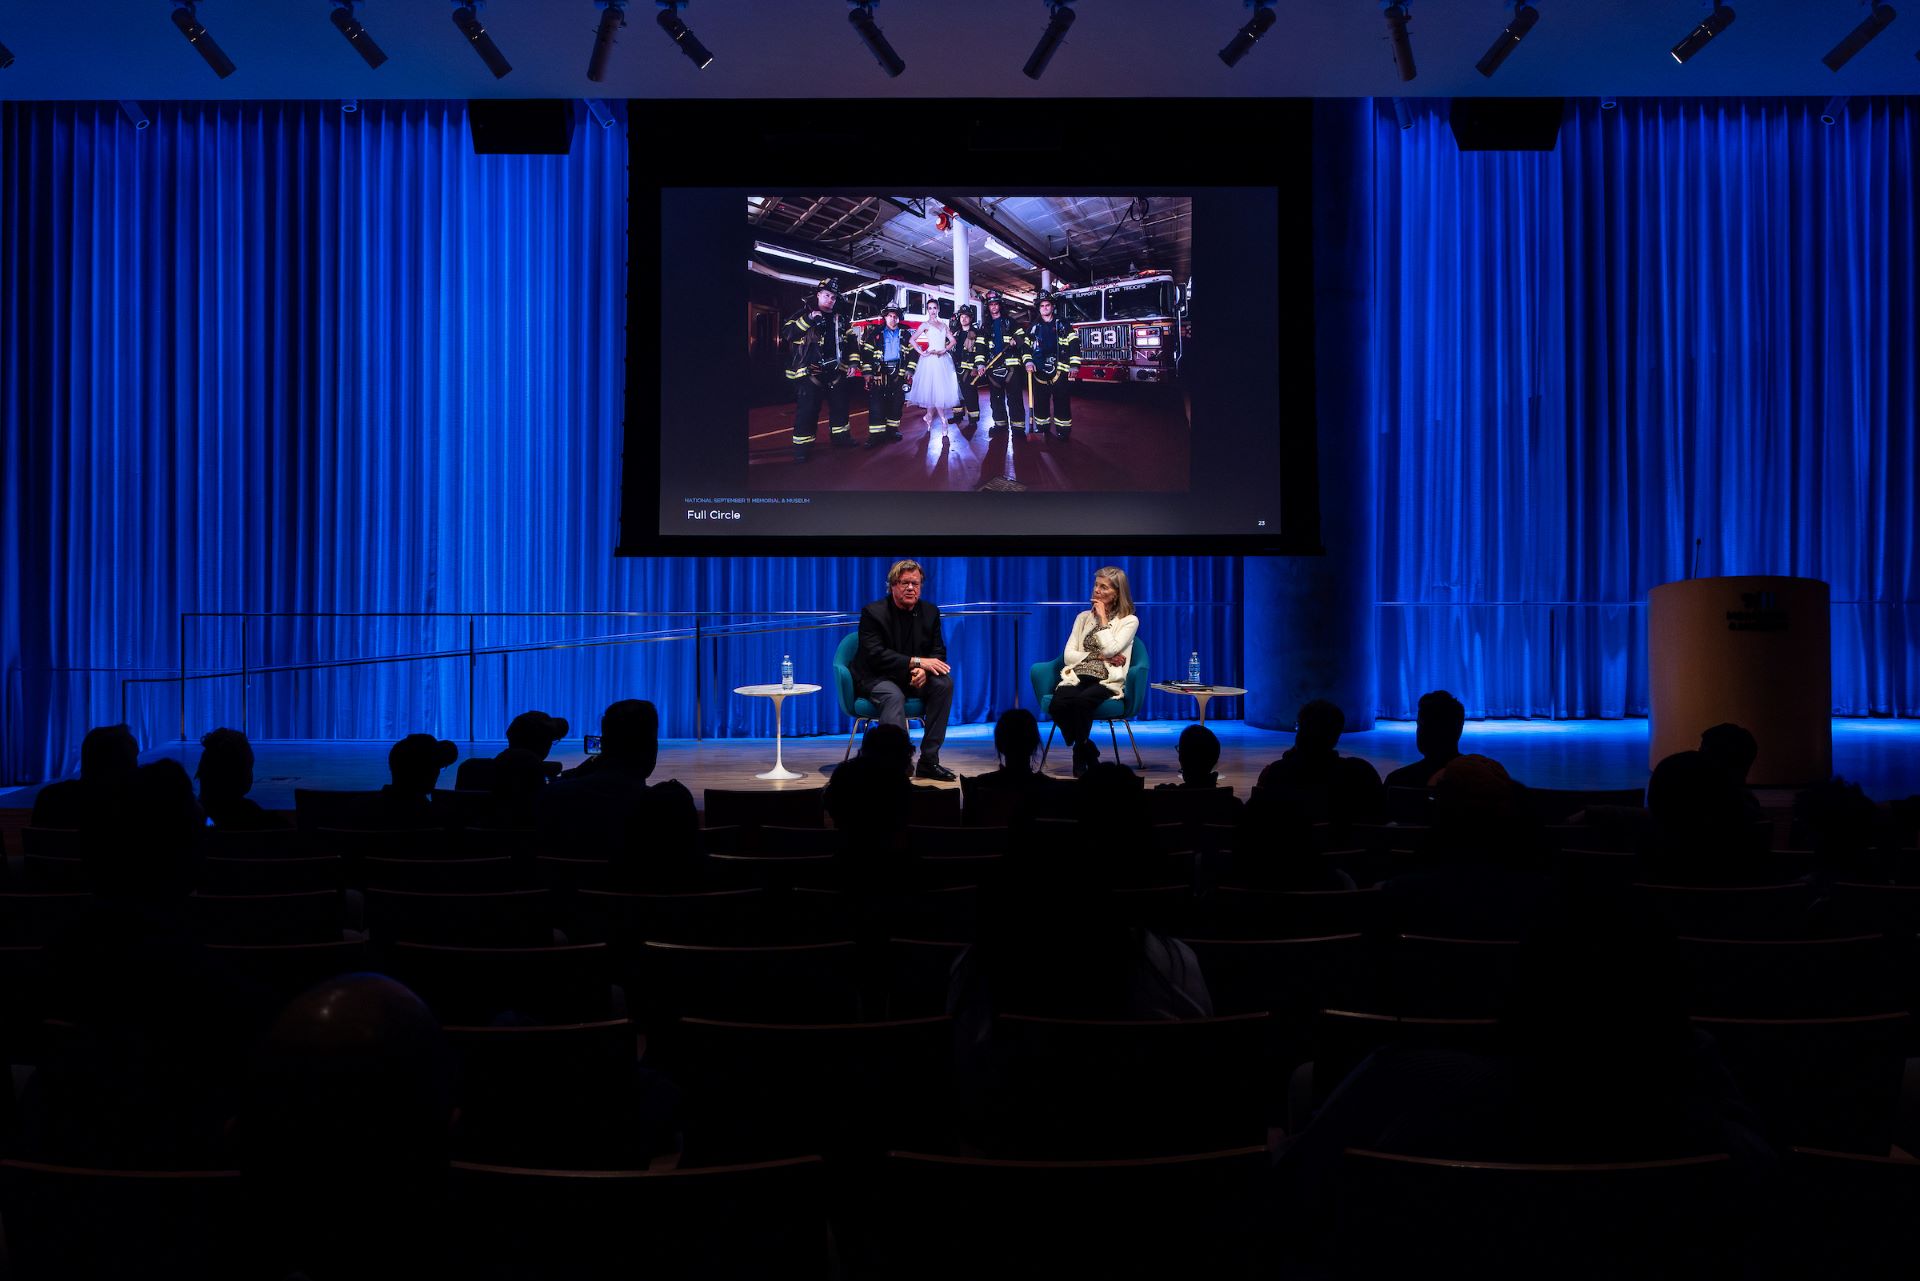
904,824,1007,856
571,887,771,948
639,940,863,1025
1388,934,1524,1018
203,939,370,1008
1675,935,1897,1018
1349,822,1431,855
1334,1149,1736,1281
0,892,94,946
1522,787,1649,824
1694,1011,1910,1153
441,1019,660,1170
462,827,546,860
1207,886,1384,939
363,888,553,947
291,788,385,831
704,853,842,891
858,885,977,943
188,890,343,945
1635,882,1813,940
912,853,1002,889
1823,882,1920,939
1181,934,1372,1022
757,825,847,857
987,1012,1268,1158
534,855,614,896
702,788,826,830
1145,786,1242,829
198,856,344,896
387,941,614,1025
1109,884,1195,934
0,1159,247,1281
316,826,451,861
672,1015,954,1162
907,785,962,827
449,1155,830,1281
1309,1010,1504,1107
1786,1147,1920,1281
18,828,84,857
694,824,748,855
360,856,527,894
202,828,310,860
1554,847,1642,886
884,938,968,1018
874,1148,1267,1281
21,854,88,892
0,943,50,1062
430,788,498,830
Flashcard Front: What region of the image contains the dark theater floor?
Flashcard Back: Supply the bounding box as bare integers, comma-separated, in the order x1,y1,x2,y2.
745,382,1192,493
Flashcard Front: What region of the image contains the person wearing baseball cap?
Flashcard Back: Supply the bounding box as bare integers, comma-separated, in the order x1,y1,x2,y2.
378,733,460,828
455,710,570,791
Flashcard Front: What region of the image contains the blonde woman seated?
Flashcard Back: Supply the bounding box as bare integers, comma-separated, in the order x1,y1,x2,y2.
1051,567,1138,777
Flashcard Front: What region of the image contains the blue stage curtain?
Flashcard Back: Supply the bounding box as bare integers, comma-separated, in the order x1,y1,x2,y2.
0,101,1239,782
1371,98,1920,721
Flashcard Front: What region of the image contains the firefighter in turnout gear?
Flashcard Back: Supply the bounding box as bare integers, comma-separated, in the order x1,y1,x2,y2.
1023,290,1080,439
979,290,1028,436
784,278,863,462
950,301,983,427
861,303,916,448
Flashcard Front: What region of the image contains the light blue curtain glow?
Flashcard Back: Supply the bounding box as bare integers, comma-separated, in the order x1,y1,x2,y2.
0,101,1239,782
1371,98,1919,720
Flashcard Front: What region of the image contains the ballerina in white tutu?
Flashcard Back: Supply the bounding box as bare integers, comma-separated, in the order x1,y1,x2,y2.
906,304,961,432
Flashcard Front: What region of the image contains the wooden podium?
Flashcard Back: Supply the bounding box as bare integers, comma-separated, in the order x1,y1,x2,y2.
1647,576,1830,785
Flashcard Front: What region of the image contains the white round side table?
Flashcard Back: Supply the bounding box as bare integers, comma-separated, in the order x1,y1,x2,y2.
734,683,821,781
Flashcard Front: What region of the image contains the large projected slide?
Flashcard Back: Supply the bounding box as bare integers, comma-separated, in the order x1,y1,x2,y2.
621,103,1317,554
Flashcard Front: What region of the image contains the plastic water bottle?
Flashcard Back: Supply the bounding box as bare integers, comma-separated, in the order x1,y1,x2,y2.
781,654,794,691
1188,650,1201,684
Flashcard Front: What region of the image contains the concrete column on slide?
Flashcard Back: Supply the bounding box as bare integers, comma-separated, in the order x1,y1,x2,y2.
1247,99,1376,733
1647,576,1831,784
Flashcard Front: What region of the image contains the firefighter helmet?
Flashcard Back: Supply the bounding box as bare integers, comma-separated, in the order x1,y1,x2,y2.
1035,290,1056,307
813,276,841,299
880,302,902,320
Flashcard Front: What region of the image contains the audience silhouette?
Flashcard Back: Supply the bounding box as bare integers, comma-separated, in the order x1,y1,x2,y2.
194,727,285,830
1155,723,1230,791
29,722,139,829
541,699,697,884
1383,689,1465,789
1255,698,1385,825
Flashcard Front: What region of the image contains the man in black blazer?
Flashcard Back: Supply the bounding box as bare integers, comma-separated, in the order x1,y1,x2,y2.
852,559,955,781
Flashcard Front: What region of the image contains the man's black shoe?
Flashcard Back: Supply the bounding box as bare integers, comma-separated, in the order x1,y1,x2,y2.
830,432,855,448
869,430,904,449
794,445,812,463
915,760,957,783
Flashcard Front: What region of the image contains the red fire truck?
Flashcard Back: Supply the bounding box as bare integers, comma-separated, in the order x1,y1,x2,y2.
1063,271,1188,386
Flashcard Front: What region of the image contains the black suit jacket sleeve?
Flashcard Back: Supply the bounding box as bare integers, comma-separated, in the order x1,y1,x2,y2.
858,602,913,687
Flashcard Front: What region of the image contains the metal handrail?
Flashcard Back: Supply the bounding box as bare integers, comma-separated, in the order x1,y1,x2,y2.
128,599,1243,744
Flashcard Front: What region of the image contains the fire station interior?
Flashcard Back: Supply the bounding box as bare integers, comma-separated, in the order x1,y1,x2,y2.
746,194,1193,494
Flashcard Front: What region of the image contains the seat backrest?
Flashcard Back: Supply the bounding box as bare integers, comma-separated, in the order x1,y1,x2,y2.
1207,886,1384,939
834,632,860,716
441,1020,650,1169
1336,1149,1736,1280
1635,882,1813,940
703,788,827,831
885,937,970,1018
0,892,95,946
362,888,553,947
199,856,344,896
360,856,526,894
388,941,612,1025
1311,1009,1504,1103
571,887,770,947
1180,934,1371,1022
449,1155,830,1280
1786,1147,1920,1281
19,827,86,857
202,828,311,860
704,853,842,891
1695,1011,1911,1153
0,1160,247,1281
204,939,371,1007
187,890,343,946
907,825,1010,856
874,1148,1270,1281
292,788,385,832
1676,935,1897,1018
642,940,862,1023
991,1012,1269,1158
22,854,89,892
1119,634,1150,715
758,825,847,857
674,1016,954,1163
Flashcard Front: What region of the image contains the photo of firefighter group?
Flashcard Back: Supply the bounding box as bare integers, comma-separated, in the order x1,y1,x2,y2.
745,195,1192,494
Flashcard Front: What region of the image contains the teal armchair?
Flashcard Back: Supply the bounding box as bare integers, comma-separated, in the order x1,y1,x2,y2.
1029,635,1149,768
834,632,926,759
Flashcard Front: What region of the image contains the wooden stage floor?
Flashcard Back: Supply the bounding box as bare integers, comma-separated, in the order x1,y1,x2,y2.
8,720,1919,813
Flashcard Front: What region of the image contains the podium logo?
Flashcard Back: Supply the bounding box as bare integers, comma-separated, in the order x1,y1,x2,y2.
1726,591,1788,633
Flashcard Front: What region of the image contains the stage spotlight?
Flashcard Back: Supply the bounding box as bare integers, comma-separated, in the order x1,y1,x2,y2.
1670,4,1734,65
656,2,713,70
848,1,904,78
1600,92,1618,109
1383,4,1416,82
585,97,617,128
1392,96,1414,130
341,97,359,113
1476,3,1538,78
329,2,388,69
119,100,151,129
171,3,237,79
587,2,623,80
1821,94,1848,124
1822,3,1896,71
1024,0,1077,81
451,3,512,79
0,39,13,70
1219,2,1277,68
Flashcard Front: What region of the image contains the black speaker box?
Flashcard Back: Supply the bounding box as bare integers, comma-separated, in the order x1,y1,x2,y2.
468,100,575,155
1448,98,1565,151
